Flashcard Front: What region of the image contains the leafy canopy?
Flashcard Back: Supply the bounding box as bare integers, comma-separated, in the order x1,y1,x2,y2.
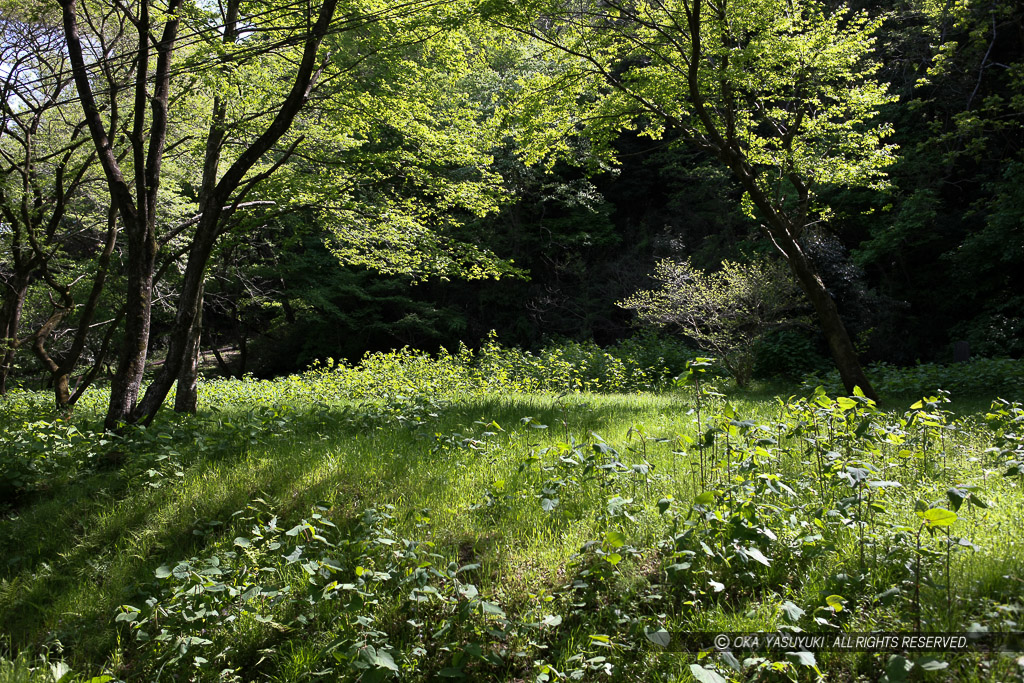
488,0,898,226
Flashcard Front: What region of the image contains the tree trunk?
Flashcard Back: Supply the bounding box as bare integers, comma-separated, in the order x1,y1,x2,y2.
771,230,878,401
53,373,71,409
211,345,233,377
673,0,880,402
105,228,156,427
137,216,216,423
28,306,72,409
173,282,204,413
67,307,124,407
134,0,339,425
238,333,248,378
62,0,181,429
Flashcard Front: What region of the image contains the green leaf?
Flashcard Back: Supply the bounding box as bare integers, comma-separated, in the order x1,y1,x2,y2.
694,491,715,506
837,396,857,411
825,594,846,612
365,647,399,672
604,531,626,548
744,546,771,567
115,606,140,623
916,657,948,671
689,664,727,683
645,628,671,648
780,600,805,623
154,565,172,579
480,601,505,617
49,662,72,682
787,651,817,668
885,655,912,682
921,508,957,527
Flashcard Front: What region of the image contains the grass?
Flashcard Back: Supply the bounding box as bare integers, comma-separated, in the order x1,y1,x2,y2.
1,354,1024,682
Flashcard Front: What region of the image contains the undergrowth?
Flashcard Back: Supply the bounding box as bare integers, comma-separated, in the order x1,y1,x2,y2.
1,345,1022,682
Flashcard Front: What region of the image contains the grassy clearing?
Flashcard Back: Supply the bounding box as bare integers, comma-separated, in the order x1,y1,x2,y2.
2,351,1024,682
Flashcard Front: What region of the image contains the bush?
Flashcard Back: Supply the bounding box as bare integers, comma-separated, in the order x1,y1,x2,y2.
620,257,805,386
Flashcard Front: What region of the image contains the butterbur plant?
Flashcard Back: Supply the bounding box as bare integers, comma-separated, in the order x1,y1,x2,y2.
905,392,954,475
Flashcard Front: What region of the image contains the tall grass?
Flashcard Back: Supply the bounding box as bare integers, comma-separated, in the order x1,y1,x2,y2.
1,346,1022,681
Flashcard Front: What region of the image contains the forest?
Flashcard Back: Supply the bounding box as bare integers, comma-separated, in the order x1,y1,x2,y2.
1,0,1023,681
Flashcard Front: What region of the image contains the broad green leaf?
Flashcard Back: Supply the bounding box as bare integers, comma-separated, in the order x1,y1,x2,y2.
921,508,957,527
885,654,912,682
837,396,857,411
744,546,771,567
787,651,817,668
825,594,846,612
780,600,805,623
694,491,715,505
689,664,728,683
604,531,626,548
645,628,671,647
917,657,948,671
480,601,505,617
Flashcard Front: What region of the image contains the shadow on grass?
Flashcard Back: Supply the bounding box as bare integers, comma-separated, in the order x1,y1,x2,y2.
0,400,490,669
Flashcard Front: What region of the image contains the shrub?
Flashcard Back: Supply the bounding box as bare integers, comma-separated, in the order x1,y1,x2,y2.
619,257,806,386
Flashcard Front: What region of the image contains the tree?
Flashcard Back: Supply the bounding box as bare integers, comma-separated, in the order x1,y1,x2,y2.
621,257,805,386
0,1,121,405
60,0,529,427
60,0,344,427
491,0,897,399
